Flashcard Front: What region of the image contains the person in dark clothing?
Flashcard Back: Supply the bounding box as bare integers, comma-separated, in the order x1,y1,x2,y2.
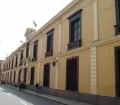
19,81,25,91
19,81,22,91
35,83,39,92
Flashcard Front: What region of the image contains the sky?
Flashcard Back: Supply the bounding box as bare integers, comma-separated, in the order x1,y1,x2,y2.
0,0,73,60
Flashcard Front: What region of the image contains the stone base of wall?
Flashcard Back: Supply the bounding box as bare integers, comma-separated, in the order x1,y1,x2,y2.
5,83,120,105
41,88,120,105
26,85,35,91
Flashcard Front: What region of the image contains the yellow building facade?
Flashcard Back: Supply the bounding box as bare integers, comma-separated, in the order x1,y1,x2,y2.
1,0,120,104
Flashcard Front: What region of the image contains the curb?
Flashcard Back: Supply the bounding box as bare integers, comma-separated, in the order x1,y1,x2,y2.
3,84,68,105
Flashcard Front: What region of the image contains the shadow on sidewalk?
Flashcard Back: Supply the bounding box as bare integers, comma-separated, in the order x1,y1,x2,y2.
1,85,62,105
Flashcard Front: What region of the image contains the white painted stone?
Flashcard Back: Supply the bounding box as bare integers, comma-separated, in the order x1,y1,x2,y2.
90,46,97,94
91,62,96,66
93,0,99,41
91,50,96,54
55,62,59,89
91,59,96,63
91,47,96,51
91,66,96,70
91,55,97,59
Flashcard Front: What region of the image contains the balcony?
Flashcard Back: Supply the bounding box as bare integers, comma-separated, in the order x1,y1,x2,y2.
45,51,53,58
32,57,37,62
19,61,22,66
114,23,120,35
68,40,81,50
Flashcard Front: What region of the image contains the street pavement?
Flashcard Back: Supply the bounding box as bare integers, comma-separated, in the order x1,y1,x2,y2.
0,85,63,105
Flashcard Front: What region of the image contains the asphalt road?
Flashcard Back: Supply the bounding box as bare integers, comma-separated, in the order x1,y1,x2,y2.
0,85,63,105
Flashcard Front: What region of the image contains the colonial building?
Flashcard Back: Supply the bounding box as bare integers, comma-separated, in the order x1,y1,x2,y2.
1,0,120,104
0,60,3,80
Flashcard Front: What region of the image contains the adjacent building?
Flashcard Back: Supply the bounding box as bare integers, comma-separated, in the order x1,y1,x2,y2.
0,60,3,81
1,0,120,104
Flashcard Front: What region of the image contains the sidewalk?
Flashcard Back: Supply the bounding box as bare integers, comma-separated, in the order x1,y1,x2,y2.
3,84,92,105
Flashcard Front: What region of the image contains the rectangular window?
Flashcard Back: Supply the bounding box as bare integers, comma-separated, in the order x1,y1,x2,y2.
11,58,14,69
115,0,120,35
26,42,29,58
18,70,21,83
9,60,11,69
70,18,80,42
21,51,23,61
7,63,8,70
6,63,8,70
45,29,54,58
14,71,16,82
20,51,23,66
15,54,18,67
32,40,38,62
68,10,82,50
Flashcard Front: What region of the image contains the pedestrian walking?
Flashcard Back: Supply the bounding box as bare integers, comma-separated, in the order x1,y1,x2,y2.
35,83,39,92
19,81,25,91
39,82,43,93
19,81,22,91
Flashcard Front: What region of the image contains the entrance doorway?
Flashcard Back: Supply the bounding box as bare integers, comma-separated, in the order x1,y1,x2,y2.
43,64,50,87
10,72,12,82
30,67,35,85
24,68,27,84
115,46,120,97
66,56,79,91
18,70,21,83
8,73,9,81
14,71,16,82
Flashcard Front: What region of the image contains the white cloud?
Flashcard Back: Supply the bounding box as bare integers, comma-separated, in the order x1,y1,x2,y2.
0,0,72,60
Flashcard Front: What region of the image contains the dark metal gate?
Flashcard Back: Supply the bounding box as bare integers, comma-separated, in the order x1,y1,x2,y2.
43,64,50,87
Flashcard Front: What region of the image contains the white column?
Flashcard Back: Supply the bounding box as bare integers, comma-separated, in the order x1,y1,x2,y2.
58,24,62,53
90,46,97,94
55,62,59,89
93,0,99,41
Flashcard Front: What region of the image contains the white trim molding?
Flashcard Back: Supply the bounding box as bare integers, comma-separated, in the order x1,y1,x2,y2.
93,0,99,41
58,24,62,53
91,46,97,94
55,57,59,89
